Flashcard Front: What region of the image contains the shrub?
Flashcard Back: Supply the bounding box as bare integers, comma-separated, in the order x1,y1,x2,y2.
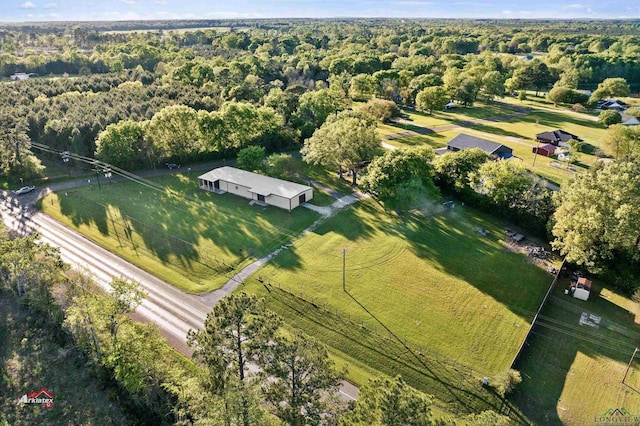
490,369,522,397
598,110,622,127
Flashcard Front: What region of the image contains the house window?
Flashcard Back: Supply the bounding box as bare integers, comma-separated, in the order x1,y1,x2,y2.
299,193,306,203
257,194,265,202
235,185,238,190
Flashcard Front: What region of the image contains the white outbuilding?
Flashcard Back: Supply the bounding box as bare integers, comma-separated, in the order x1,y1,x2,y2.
198,166,313,211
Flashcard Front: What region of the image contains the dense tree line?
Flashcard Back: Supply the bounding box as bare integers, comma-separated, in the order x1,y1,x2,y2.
1,19,639,182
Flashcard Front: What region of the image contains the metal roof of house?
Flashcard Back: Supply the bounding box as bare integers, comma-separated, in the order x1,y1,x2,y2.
622,116,639,126
447,134,512,155
198,166,312,198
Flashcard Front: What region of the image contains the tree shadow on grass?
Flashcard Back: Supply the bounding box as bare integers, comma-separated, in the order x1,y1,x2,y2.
510,288,640,425
530,111,605,131
469,123,530,140
56,180,311,286
263,285,529,422
59,190,109,236
400,207,552,319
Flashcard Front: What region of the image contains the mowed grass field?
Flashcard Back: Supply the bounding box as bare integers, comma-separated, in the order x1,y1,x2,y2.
511,283,640,425
40,174,320,293
242,198,550,415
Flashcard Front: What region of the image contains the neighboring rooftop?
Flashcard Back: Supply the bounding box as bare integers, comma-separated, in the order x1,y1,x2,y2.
536,129,582,144
445,134,513,157
198,166,311,199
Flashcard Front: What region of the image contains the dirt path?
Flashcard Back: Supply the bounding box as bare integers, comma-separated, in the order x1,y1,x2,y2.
205,191,369,305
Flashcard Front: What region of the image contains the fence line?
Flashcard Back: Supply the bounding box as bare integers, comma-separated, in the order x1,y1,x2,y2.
510,258,566,369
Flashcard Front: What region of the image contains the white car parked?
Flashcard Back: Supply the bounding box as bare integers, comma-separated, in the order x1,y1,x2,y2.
14,186,35,195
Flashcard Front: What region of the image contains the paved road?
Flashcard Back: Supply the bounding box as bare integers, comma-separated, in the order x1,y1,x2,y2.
0,190,209,355
0,180,361,401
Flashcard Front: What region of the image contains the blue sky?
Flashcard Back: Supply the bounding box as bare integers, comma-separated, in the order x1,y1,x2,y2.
1,0,638,22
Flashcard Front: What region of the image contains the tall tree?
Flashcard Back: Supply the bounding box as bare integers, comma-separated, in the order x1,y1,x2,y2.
147,105,199,161
95,120,145,168
236,146,266,172
598,110,622,127
360,146,438,209
342,376,433,426
295,89,346,136
415,86,448,115
188,293,281,426
0,113,43,180
602,124,640,159
432,147,490,192
301,110,381,185
590,77,631,101
552,159,640,270
260,331,344,425
359,98,401,123
468,160,533,209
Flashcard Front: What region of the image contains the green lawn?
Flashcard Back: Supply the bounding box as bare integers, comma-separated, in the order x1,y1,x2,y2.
40,174,320,293
382,130,461,149
242,198,550,417
511,281,640,425
432,101,520,122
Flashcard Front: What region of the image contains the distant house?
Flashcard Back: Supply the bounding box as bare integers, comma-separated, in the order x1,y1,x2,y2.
444,101,457,110
621,116,640,126
10,72,30,81
198,166,313,212
435,134,513,159
598,99,628,112
532,143,556,157
535,129,582,147
557,151,571,162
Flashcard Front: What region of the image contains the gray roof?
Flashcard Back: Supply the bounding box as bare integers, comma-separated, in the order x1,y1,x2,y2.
536,130,582,143
198,166,311,199
447,134,511,155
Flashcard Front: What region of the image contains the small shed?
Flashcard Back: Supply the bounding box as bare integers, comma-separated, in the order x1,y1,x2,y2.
573,277,592,301
444,101,457,110
533,144,556,157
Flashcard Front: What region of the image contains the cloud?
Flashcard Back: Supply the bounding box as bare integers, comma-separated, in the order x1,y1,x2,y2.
122,0,136,4
501,9,511,14
563,3,588,10
154,0,167,4
43,2,58,8
19,1,36,9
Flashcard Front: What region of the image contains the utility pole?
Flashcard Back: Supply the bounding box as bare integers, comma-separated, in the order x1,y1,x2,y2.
342,248,347,292
532,139,541,167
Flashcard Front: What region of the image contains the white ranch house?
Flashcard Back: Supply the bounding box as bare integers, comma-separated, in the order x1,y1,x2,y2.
198,166,313,211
